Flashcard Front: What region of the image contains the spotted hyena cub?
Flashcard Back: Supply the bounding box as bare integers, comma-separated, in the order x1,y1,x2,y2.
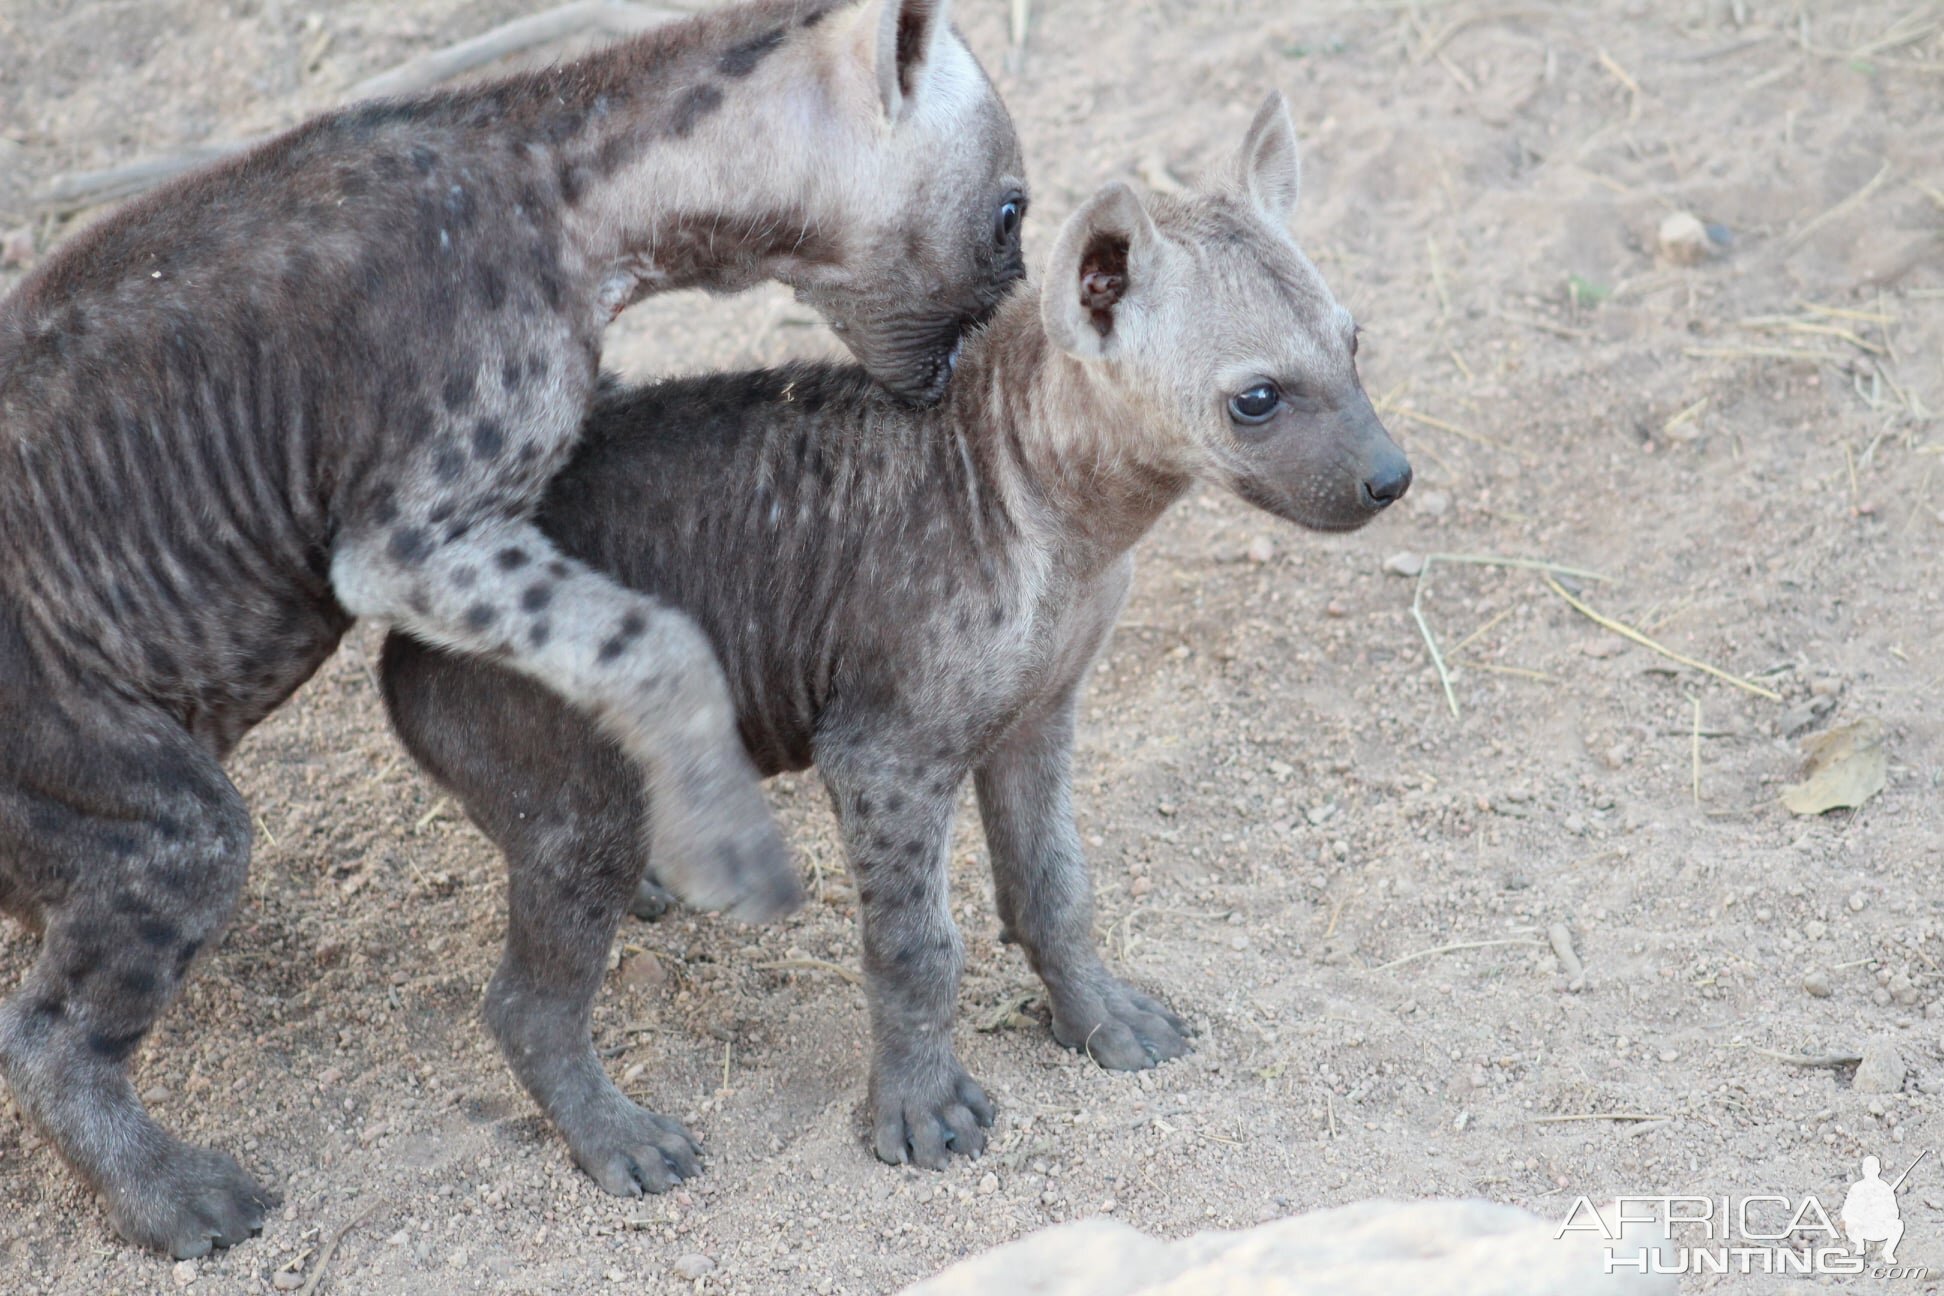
0,0,1024,1257
383,95,1408,1187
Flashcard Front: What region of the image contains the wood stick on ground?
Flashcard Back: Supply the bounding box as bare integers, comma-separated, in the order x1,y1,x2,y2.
1410,554,1608,720
1009,0,1032,48
1374,936,1544,973
1750,1047,1862,1069
297,1199,393,1296
1543,575,1782,700
39,1,688,211
1531,1112,1669,1124
1690,695,1702,803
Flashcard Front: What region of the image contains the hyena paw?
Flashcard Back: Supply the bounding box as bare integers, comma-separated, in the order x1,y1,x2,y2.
1051,975,1191,1071
105,1141,277,1259
564,1098,703,1198
871,1057,994,1170
627,872,678,922
645,749,801,923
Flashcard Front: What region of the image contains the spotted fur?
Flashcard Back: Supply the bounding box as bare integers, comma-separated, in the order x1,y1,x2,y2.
382,96,1409,1188
0,0,1023,1257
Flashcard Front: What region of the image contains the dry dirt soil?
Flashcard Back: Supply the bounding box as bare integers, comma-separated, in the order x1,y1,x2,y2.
2,1,1942,1293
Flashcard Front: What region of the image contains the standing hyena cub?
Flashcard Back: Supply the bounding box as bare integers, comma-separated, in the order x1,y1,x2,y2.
383,95,1409,1185
0,0,1024,1257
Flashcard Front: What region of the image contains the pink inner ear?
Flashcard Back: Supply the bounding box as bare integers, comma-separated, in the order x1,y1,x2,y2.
1079,272,1123,311
1077,233,1131,338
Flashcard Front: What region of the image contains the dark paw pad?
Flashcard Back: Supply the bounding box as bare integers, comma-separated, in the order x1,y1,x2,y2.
627,874,678,922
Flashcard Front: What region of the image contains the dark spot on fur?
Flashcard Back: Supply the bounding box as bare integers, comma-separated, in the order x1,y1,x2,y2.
884,792,905,813
670,84,725,138
453,565,478,590
434,445,466,482
558,162,590,206
442,369,476,412
596,635,627,663
446,521,472,544
476,262,507,311
855,793,874,816
520,583,553,613
471,419,506,459
618,611,645,639
119,969,158,997
464,602,498,631
86,1028,145,1062
496,547,529,571
719,27,784,77
528,619,551,648
389,527,433,565
546,560,571,580
800,6,829,28
500,356,524,390
410,145,438,174
136,918,176,947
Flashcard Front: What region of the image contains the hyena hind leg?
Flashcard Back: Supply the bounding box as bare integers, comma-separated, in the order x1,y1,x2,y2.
0,714,277,1257
335,515,798,920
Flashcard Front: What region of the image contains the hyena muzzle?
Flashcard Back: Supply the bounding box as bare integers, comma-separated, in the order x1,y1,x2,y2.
0,0,1023,1258
381,94,1409,1186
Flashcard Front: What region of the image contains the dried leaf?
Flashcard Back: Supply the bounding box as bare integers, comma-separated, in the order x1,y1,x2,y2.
1781,718,1887,815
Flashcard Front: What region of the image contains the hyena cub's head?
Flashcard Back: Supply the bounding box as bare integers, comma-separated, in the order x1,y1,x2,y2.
1040,93,1410,531
786,0,1026,405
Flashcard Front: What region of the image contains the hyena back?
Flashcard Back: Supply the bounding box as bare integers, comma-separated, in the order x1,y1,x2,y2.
383,94,1408,1183
0,0,1023,1257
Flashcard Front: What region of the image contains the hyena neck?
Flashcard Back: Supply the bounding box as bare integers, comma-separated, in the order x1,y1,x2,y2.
529,6,847,312
950,291,1192,574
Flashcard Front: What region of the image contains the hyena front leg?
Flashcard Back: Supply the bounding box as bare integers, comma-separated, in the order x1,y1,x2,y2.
332,515,798,920
0,712,275,1258
815,742,992,1168
975,690,1189,1070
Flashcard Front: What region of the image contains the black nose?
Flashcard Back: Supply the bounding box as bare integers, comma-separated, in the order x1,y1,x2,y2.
1362,457,1412,508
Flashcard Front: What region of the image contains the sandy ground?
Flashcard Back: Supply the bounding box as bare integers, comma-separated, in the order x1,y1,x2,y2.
3,1,1942,1293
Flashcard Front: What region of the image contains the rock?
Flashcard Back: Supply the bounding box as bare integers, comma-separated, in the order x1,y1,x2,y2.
621,952,667,994
272,1271,305,1291
1801,969,1832,999
1245,536,1276,564
1853,1038,1905,1094
172,1259,198,1288
978,1172,999,1195
1412,489,1451,519
673,1253,716,1280
1383,552,1425,578
0,227,33,270
899,1199,1675,1295
1657,211,1722,265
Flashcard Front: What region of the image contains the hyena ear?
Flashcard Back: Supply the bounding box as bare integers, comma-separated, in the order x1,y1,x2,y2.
870,0,954,124
1235,91,1301,225
1041,182,1164,362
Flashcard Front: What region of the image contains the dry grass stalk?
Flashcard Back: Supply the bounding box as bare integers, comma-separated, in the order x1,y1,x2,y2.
1542,575,1781,700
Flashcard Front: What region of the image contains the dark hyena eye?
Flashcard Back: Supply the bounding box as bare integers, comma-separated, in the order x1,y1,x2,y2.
994,192,1025,246
1229,382,1281,425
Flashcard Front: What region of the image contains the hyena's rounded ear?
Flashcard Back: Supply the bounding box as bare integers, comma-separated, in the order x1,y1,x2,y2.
1235,91,1301,225
1041,182,1163,362
870,0,954,124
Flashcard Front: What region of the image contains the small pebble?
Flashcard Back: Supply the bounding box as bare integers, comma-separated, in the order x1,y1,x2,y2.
1657,210,1722,265
1412,489,1451,519
1802,969,1833,999
1245,536,1275,564
172,1260,197,1288
673,1253,716,1280
1847,891,1867,913
1383,552,1425,578
978,1172,999,1195
0,227,33,269
1854,1037,1906,1094
272,1271,305,1291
